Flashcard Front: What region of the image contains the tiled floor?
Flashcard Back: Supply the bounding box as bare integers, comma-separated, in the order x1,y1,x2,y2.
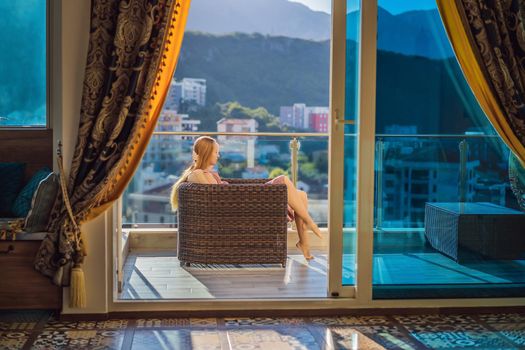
1,311,525,349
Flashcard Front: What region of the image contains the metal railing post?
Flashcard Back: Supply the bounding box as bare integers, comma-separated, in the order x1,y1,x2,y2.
289,137,301,231
290,137,301,187
459,139,469,202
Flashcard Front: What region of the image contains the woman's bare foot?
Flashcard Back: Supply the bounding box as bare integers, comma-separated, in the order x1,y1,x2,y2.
296,241,314,260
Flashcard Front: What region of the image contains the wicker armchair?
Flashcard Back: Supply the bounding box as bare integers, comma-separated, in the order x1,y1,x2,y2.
177,179,288,267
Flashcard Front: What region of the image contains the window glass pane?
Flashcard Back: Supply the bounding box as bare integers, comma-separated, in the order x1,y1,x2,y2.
123,0,331,230
0,0,47,127
166,0,330,133
373,0,525,299
341,0,360,286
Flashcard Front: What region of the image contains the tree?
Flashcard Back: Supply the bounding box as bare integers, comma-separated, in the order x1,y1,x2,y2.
269,167,289,178
219,102,281,132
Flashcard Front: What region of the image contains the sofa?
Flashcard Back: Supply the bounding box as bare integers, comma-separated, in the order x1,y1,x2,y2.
0,163,62,309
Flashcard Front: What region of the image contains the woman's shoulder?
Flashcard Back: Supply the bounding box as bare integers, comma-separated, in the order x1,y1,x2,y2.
187,169,213,184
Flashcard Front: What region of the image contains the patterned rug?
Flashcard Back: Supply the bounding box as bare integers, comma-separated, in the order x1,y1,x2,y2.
1,310,525,349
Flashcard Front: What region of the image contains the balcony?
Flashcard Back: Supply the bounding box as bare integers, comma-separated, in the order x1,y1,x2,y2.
118,132,330,300
117,131,525,300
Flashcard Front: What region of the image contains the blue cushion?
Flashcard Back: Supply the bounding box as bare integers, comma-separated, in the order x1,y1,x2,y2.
11,167,52,218
24,172,59,233
0,162,26,216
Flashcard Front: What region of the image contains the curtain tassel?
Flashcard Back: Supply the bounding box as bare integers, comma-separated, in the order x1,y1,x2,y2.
70,264,86,308
57,141,86,308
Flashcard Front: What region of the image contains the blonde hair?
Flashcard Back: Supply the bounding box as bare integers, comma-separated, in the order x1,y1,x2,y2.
171,136,218,210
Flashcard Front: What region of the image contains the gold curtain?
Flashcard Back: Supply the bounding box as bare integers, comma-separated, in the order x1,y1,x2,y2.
34,0,191,308
89,1,191,219
436,0,525,166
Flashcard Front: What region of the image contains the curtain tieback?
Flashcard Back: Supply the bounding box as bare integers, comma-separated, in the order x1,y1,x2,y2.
57,141,86,308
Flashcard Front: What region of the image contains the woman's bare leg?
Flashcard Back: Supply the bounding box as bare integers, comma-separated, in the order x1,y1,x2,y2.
279,175,323,239
295,191,313,260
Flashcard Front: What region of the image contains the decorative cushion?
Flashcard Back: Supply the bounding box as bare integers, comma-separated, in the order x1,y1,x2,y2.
24,172,59,233
0,162,26,216
11,167,52,218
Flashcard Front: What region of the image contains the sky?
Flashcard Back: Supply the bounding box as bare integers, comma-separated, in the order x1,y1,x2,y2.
289,0,437,14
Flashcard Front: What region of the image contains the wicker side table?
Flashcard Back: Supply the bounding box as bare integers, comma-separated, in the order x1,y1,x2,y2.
424,202,525,262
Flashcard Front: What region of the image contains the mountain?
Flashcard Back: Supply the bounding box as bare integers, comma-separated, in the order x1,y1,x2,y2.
175,32,486,134
347,7,454,59
175,32,331,114
186,0,454,59
185,0,330,41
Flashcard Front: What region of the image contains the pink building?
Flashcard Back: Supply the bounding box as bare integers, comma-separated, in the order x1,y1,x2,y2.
309,111,329,132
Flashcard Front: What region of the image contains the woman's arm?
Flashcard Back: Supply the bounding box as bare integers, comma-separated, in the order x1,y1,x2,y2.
210,171,228,184
187,169,217,184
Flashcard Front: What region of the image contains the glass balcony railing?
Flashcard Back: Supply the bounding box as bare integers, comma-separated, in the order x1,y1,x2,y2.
372,133,519,230
123,131,520,232
122,132,329,228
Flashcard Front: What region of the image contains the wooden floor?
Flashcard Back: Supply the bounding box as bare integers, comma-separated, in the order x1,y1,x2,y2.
119,231,525,300
120,250,328,299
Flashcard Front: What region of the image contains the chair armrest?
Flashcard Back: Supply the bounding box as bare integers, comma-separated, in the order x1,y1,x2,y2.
177,182,288,221
221,178,269,185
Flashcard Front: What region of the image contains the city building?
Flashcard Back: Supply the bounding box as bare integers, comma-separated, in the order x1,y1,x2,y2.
280,103,329,132
217,118,258,167
165,78,207,111
164,81,183,111
293,103,307,129
216,118,258,140
379,158,480,228
156,110,201,134
142,110,200,173
308,107,329,133
279,106,293,127
182,78,206,106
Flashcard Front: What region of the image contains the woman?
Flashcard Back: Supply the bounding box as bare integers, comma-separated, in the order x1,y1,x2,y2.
171,136,322,260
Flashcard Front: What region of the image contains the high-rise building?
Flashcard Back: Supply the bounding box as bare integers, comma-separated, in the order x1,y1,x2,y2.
181,78,206,106
292,103,307,129
142,110,201,173
279,104,329,131
164,81,183,111
307,107,330,132
166,78,207,111
279,106,293,127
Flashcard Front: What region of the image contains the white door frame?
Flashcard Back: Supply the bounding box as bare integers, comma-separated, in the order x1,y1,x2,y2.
328,0,377,301
107,0,525,312
327,0,352,298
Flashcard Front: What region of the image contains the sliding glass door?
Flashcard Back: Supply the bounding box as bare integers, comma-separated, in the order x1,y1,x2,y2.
371,0,525,299
331,0,525,301
114,0,525,303
328,0,372,298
